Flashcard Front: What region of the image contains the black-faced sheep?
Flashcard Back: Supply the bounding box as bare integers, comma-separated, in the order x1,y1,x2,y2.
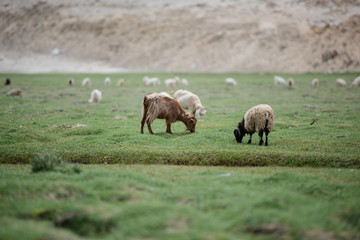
140,94,197,134
234,104,274,146
69,78,75,86
5,78,11,86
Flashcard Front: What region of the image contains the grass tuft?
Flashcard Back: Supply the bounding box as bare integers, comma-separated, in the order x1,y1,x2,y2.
31,154,81,174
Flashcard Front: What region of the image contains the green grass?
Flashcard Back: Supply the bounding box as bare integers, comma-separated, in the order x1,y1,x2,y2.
0,165,359,240
0,72,359,167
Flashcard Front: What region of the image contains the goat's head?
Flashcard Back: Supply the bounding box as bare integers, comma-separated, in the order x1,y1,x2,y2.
185,114,197,133
195,106,207,119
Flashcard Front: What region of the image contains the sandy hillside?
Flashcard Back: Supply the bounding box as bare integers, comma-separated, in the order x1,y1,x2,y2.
0,0,359,73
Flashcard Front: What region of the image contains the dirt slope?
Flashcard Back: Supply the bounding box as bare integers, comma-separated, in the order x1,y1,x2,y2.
0,0,359,73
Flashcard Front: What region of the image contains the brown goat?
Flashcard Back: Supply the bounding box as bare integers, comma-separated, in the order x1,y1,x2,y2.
140,94,197,134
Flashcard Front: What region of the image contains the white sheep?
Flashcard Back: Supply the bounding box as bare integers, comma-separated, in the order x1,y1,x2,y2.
182,79,189,87
274,76,287,85
117,79,124,87
225,78,237,86
288,78,294,88
336,79,347,87
312,78,319,88
164,77,180,89
82,77,91,86
88,89,102,103
69,78,75,86
234,104,274,146
173,89,206,119
351,77,360,87
143,77,160,86
104,77,111,85
6,88,23,97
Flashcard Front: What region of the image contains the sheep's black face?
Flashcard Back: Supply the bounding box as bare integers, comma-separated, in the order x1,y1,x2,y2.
234,128,244,143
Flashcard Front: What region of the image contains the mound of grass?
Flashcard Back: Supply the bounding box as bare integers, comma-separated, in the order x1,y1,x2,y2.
0,165,359,239
31,154,80,174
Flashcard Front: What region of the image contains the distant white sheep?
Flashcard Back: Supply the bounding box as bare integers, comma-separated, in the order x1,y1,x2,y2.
225,78,237,86
312,78,319,88
117,79,124,87
104,77,111,85
351,77,360,87
174,89,206,119
143,76,160,86
274,76,286,85
336,79,347,87
182,79,189,87
88,89,102,103
6,88,23,97
82,77,91,86
164,77,180,89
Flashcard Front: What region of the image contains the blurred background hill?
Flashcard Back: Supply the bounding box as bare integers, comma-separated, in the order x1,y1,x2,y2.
0,0,359,73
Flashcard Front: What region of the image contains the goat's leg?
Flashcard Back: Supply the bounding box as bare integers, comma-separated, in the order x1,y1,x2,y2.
247,134,252,144
147,120,154,134
166,121,172,134
258,130,264,146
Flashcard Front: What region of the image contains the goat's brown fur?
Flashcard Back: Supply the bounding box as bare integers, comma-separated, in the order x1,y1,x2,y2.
140,94,197,134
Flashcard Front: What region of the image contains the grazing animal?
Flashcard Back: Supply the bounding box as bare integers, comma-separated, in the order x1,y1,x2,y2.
351,77,360,87
140,94,197,134
336,79,347,87
312,78,319,87
6,88,23,97
181,79,189,87
173,89,206,119
164,77,180,89
69,78,75,86
234,104,274,146
159,92,173,98
225,78,237,86
88,89,102,103
117,79,124,87
5,78,11,86
288,78,294,88
274,76,287,85
143,76,160,86
104,77,111,85
82,77,91,86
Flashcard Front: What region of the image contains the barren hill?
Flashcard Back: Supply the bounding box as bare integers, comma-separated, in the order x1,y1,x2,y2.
0,0,359,73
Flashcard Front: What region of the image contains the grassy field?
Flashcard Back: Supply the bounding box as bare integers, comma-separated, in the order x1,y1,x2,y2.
0,72,359,167
0,165,359,240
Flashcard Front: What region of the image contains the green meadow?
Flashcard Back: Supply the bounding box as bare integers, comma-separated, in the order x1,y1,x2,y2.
0,72,359,167
1,72,360,239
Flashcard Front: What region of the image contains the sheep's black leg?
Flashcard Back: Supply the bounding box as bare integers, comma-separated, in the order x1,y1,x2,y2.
147,121,154,134
265,129,269,146
247,134,252,144
258,130,264,146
